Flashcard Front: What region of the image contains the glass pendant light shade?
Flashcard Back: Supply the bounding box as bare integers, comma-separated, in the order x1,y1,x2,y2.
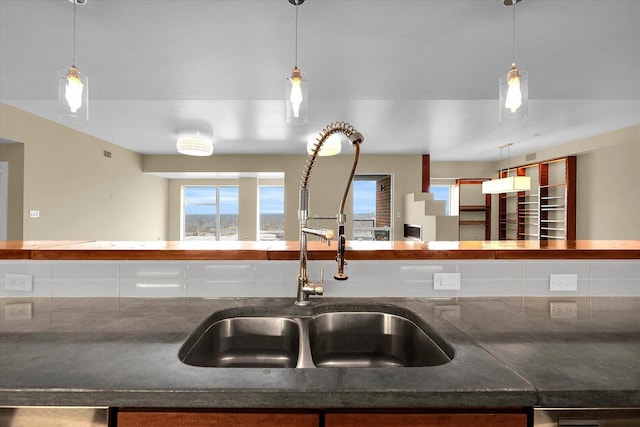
177,135,214,156
286,66,308,124
59,0,88,121
499,63,528,122
307,134,341,156
58,66,89,121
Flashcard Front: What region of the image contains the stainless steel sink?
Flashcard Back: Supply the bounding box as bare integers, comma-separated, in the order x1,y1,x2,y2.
179,308,453,369
179,317,300,368
308,312,451,368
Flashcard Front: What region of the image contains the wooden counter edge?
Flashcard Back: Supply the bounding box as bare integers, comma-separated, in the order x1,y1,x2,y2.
1,241,639,261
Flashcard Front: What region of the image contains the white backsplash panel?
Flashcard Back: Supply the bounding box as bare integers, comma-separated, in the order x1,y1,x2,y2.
1,259,638,298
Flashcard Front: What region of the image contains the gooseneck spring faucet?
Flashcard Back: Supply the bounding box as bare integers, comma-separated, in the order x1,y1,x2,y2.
296,121,364,306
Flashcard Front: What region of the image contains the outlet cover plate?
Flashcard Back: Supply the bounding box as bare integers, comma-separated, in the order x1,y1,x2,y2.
550,301,578,319
433,273,461,291
549,274,578,292
5,302,33,320
4,274,34,292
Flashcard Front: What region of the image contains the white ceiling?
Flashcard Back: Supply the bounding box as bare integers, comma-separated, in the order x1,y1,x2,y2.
1,0,638,161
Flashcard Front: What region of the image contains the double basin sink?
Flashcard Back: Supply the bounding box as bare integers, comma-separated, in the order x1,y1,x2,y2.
179,305,453,369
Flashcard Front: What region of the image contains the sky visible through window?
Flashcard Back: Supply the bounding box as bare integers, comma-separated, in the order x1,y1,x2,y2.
185,184,375,215
353,180,376,214
430,185,450,215
184,187,238,215
259,186,284,214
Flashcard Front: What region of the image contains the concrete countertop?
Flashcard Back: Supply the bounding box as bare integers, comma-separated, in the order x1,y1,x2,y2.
0,297,638,409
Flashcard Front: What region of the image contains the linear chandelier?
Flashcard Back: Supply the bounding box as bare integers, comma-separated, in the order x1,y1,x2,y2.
482,143,531,194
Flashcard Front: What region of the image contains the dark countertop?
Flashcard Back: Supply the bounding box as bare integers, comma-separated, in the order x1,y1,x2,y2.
0,297,638,409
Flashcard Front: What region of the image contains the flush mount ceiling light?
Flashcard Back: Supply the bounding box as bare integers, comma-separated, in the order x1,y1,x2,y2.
482,143,531,194
58,0,88,121
499,0,528,122
306,134,342,156
285,0,308,124
176,134,214,156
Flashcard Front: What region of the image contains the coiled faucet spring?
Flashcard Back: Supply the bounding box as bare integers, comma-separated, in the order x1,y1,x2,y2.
296,121,364,305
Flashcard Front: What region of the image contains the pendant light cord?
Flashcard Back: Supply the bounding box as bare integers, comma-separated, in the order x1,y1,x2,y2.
72,0,77,67
294,0,299,67
512,0,516,64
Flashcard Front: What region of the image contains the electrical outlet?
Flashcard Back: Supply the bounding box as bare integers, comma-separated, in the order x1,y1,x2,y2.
433,273,461,291
549,274,578,292
435,304,461,320
5,302,33,320
4,274,34,292
550,302,578,319
29,210,40,218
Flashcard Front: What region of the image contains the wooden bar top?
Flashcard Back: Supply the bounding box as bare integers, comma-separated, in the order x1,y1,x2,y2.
1,240,639,261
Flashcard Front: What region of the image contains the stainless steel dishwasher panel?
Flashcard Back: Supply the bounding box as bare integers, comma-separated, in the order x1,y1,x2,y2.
534,409,640,427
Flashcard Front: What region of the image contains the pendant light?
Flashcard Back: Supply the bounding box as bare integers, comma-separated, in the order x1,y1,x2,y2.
499,0,528,122
482,143,531,194
285,0,308,124
58,0,89,121
177,134,214,157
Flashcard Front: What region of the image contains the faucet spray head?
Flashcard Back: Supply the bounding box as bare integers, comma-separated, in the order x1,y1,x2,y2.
348,132,364,146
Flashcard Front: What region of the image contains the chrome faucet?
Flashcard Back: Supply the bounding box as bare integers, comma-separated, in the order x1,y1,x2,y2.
296,121,364,306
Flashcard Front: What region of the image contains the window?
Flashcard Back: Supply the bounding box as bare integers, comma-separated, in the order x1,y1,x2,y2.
259,185,285,241
431,185,452,215
352,175,392,241
182,186,238,241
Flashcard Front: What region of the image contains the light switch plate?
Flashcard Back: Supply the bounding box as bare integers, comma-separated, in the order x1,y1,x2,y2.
433,273,461,291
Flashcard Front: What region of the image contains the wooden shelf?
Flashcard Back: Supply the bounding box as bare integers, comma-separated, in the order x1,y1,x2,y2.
459,205,489,211
498,156,576,241
456,179,491,240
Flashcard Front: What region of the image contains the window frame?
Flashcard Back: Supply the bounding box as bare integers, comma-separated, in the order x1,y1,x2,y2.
181,185,238,241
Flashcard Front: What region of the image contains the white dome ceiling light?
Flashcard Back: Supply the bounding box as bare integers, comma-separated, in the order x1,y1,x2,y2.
176,134,214,156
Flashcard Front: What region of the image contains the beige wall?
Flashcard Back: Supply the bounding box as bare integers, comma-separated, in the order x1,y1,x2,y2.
0,103,168,240
0,143,24,240
146,154,423,241
576,137,639,239
482,125,640,240
2,101,638,242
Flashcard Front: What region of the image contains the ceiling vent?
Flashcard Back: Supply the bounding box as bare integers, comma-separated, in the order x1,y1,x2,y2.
525,153,537,162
